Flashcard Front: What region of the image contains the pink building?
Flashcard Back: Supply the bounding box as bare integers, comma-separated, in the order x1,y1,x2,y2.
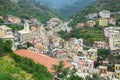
4,15,21,24
108,18,116,25
93,41,108,49
77,22,85,28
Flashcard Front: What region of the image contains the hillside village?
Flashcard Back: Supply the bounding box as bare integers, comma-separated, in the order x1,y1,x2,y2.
0,8,120,80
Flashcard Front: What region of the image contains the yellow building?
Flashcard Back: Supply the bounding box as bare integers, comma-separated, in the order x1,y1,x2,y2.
0,16,3,19
99,18,108,27
0,25,12,37
115,64,120,79
87,48,97,61
0,25,14,50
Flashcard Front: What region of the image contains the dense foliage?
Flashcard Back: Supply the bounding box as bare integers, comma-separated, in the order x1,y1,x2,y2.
7,24,23,31
53,61,84,80
0,55,34,80
0,38,13,56
0,18,4,23
97,49,110,59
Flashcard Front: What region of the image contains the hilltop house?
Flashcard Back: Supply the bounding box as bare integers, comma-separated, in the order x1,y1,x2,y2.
86,13,98,19
93,41,108,49
99,10,110,18
109,31,120,54
104,27,120,54
3,15,21,24
99,18,108,27
87,21,96,27
108,18,116,25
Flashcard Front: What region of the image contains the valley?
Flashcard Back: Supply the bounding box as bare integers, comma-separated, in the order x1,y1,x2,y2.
37,0,96,20
0,0,120,80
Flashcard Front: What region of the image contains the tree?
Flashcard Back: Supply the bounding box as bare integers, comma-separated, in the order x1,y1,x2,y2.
0,38,13,56
53,61,64,79
53,61,83,80
68,75,83,80
3,40,13,53
67,67,83,80
0,18,4,23
97,49,110,59
0,38,5,56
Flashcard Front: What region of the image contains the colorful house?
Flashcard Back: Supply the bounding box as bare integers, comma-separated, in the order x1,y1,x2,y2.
99,18,108,27
87,48,97,61
87,21,96,27
115,64,120,79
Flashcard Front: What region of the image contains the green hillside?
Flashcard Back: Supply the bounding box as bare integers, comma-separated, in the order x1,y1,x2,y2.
37,0,96,20
69,0,120,27
0,0,56,23
0,56,34,80
59,0,120,46
0,38,53,80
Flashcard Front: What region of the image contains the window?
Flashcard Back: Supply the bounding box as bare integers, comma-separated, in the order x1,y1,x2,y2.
117,73,119,75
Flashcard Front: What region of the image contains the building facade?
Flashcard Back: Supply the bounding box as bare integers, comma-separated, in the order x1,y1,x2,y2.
99,10,110,18
93,41,108,49
115,64,120,79
87,48,97,61
108,18,116,25
99,18,108,26
3,15,21,24
109,31,120,52
18,20,30,45
0,25,14,49
87,21,96,27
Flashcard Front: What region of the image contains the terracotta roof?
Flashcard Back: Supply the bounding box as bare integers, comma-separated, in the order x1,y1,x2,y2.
14,50,73,73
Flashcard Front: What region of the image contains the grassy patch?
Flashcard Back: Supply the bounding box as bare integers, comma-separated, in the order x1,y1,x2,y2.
0,55,34,80
59,27,105,46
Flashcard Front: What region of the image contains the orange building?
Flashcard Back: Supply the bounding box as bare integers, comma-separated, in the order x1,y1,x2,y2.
87,21,96,27
14,50,73,73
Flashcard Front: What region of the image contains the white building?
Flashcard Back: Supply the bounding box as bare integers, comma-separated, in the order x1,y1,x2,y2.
109,31,120,51
60,22,72,33
86,13,98,19
104,27,120,54
99,10,111,18
70,38,83,46
18,20,30,45
104,27,120,38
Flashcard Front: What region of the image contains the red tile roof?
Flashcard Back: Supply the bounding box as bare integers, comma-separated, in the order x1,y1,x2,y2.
14,49,73,73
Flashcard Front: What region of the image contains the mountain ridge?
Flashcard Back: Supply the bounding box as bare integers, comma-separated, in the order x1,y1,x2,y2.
0,0,56,23
37,0,96,20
